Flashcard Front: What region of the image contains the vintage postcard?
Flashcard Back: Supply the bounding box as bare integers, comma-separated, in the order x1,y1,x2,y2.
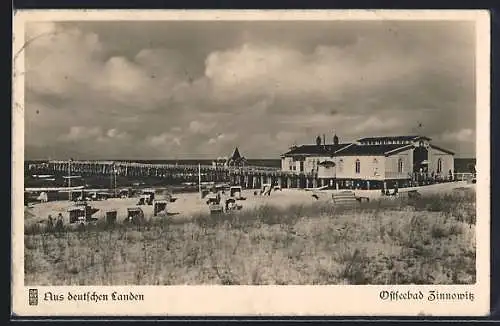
12,10,490,317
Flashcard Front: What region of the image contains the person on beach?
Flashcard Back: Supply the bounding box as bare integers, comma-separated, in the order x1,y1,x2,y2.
55,213,64,233
46,215,54,233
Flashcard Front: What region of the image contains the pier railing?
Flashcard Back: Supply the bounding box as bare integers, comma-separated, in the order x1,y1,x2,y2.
27,160,308,177
26,160,322,189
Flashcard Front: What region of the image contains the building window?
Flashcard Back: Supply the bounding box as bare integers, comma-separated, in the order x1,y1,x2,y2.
338,159,344,172
437,158,443,174
300,161,304,172
355,159,361,174
398,158,404,173
373,158,379,176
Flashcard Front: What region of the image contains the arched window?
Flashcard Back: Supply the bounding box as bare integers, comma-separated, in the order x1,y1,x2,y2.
437,158,443,174
355,159,361,174
338,159,344,172
398,158,404,173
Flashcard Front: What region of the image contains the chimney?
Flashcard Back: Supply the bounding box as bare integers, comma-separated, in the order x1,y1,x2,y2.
333,133,339,145
315,135,322,146
323,134,326,146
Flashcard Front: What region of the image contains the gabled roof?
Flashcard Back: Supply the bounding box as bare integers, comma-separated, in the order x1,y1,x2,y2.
430,144,455,155
282,135,455,157
282,144,351,156
357,135,431,143
230,147,242,160
227,147,247,164
334,144,413,156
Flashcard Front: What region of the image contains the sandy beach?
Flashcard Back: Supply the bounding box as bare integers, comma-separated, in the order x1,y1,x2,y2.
24,181,475,227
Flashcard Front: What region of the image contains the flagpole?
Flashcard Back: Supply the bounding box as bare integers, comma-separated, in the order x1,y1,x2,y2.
68,159,72,201
198,163,202,198
111,163,116,198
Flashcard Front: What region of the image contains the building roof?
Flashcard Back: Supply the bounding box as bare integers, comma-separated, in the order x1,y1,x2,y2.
334,144,414,156
282,135,455,157
430,144,455,155
357,135,431,143
230,147,242,160
227,147,247,163
282,144,351,156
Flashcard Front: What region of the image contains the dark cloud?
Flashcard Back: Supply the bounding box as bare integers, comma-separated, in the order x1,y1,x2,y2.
24,20,477,159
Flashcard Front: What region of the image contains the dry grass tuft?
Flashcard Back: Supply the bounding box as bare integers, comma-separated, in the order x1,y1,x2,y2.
25,192,476,285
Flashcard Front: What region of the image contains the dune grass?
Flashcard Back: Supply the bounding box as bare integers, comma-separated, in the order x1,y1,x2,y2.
24,191,476,285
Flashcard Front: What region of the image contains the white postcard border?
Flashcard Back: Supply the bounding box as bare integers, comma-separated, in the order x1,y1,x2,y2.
12,9,491,317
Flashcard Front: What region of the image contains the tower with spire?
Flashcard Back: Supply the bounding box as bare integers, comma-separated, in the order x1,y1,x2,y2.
226,147,247,167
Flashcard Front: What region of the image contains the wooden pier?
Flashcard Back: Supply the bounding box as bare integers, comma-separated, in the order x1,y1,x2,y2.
26,160,319,189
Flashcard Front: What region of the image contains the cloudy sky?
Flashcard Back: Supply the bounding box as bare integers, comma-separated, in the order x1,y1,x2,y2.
24,20,476,160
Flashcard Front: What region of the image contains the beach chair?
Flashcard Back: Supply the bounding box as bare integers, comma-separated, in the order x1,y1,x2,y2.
106,210,117,225
126,207,145,225
208,200,223,214
119,189,130,198
225,198,243,211
68,203,99,225
153,200,168,216
230,186,246,200
206,194,223,214
68,207,85,224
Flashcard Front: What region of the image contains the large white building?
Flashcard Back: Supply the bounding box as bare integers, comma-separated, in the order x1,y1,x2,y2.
280,134,455,189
